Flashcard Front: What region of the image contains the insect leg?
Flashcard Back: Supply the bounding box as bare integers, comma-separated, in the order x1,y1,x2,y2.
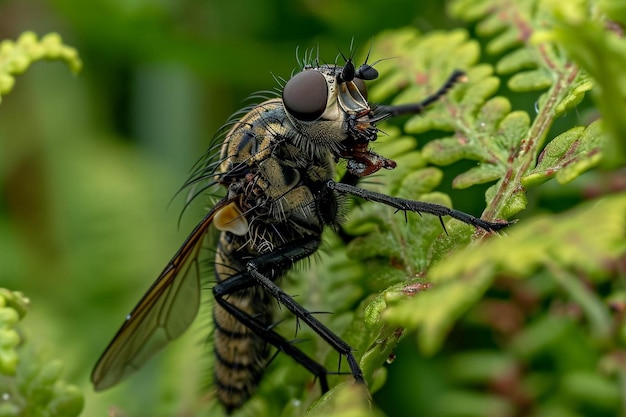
213,277,330,393
326,180,513,232
212,236,365,385
375,70,467,117
247,267,364,384
242,240,365,385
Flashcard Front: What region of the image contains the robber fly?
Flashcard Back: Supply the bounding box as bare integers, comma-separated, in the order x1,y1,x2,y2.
91,47,511,413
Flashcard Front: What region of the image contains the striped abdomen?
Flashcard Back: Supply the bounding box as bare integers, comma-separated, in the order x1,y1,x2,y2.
212,239,273,413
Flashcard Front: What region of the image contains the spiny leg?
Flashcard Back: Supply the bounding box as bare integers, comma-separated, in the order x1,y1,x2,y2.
213,278,329,393
337,70,472,236
213,236,366,385
326,180,513,232
246,265,364,384
375,70,467,117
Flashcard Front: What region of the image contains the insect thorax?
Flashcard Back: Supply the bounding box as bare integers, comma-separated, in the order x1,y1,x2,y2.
216,98,339,256
210,94,341,410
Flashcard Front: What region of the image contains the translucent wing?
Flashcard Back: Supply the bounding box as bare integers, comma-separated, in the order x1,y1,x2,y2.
91,197,230,391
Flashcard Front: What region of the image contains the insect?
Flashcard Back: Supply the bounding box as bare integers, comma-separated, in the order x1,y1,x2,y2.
91,47,511,413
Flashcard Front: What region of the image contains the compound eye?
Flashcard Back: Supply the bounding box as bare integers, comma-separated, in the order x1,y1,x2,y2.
353,77,368,101
282,70,328,122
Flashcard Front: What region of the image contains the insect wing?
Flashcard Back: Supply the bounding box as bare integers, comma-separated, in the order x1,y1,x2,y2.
91,198,230,391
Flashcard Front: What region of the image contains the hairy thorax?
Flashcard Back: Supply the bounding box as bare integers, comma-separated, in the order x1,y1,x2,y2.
217,98,339,256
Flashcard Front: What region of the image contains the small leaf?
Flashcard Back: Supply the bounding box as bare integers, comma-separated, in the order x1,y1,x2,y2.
554,75,594,116
523,121,604,187
422,136,481,166
359,324,403,388
497,47,540,74
452,164,503,188
306,382,380,417
476,96,511,128
508,69,554,92
397,167,444,198
475,8,509,37
0,289,29,319
497,110,530,150
488,181,527,218
448,0,493,22
487,27,523,56
457,70,501,119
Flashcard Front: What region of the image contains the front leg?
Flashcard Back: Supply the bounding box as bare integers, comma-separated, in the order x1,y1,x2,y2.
326,180,513,233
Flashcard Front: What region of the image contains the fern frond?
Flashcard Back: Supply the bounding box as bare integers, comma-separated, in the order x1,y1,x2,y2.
523,120,604,186
0,32,82,105
302,3,625,415
383,192,626,353
0,289,84,417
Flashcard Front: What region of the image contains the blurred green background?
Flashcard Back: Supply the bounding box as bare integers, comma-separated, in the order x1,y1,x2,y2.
1,0,617,416
0,1,462,415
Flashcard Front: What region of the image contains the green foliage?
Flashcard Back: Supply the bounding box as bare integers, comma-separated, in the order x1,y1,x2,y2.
295,1,626,416
0,289,27,376
0,32,82,105
544,0,626,167
2,1,625,416
0,289,84,417
383,193,626,350
0,31,84,417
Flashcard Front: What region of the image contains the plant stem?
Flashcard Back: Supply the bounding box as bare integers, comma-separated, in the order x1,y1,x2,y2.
483,59,580,221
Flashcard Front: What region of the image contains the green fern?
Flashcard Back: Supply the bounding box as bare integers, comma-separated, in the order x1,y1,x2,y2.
293,1,626,416
2,11,623,417
0,32,83,417
0,32,82,105
0,289,84,417
384,193,626,349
